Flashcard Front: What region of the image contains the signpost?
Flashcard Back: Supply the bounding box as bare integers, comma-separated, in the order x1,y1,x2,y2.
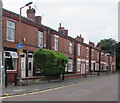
16,44,23,54
16,44,23,49
16,44,23,84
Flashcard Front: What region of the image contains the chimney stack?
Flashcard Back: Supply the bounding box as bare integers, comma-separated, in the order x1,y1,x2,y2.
64,29,68,35
27,6,36,21
76,34,84,42
35,16,42,24
58,23,68,35
89,41,95,47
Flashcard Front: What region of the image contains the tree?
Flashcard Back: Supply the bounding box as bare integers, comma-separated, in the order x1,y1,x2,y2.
115,42,120,70
33,48,68,78
97,38,116,55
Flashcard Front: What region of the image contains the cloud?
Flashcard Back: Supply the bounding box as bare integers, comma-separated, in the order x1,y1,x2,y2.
3,0,118,44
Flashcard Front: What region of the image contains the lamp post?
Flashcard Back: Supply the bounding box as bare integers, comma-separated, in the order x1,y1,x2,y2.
113,48,116,73
0,0,3,92
107,53,110,74
18,2,33,85
19,2,33,43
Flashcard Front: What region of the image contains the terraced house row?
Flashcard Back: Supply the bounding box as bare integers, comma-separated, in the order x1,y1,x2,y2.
2,7,116,84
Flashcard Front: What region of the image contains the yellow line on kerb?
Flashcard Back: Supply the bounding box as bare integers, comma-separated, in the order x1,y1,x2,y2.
2,81,89,99
2,74,116,99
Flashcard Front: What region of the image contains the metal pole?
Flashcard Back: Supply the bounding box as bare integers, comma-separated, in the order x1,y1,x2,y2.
18,8,22,85
0,0,3,98
18,2,33,85
114,48,116,72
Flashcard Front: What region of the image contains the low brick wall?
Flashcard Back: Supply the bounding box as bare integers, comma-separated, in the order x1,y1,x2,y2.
64,73,85,79
19,76,45,85
18,73,91,85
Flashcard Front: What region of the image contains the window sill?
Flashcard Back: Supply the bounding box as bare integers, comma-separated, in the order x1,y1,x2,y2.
38,46,43,48
6,70,17,73
6,39,14,42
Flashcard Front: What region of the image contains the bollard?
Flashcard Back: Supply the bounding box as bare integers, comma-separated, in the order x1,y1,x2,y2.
14,73,17,86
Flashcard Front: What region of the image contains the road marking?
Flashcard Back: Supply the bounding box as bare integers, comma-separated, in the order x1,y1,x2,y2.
2,74,117,99
1,80,99,99
2,80,91,99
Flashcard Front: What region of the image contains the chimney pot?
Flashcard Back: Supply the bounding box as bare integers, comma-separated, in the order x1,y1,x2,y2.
26,7,36,21
89,41,95,47
59,23,61,27
76,34,84,42
29,6,31,9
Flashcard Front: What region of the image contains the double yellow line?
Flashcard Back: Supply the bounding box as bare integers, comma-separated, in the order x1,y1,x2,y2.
2,74,116,99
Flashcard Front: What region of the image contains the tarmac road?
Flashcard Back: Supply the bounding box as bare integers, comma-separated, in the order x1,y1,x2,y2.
2,74,118,101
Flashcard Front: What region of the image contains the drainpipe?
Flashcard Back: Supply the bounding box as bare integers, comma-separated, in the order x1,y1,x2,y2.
98,51,101,76
89,47,92,74
46,28,51,49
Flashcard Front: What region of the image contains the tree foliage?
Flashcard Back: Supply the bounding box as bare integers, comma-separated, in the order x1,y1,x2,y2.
115,42,120,56
33,48,68,76
115,42,120,70
97,38,116,55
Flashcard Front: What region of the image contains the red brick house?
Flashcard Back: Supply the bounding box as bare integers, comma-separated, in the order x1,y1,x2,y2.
109,55,116,72
3,7,48,83
2,7,116,85
89,42,100,72
74,35,90,75
44,23,75,73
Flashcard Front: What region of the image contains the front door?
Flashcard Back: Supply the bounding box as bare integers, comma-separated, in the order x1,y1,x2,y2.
21,53,26,78
28,54,33,77
81,63,85,74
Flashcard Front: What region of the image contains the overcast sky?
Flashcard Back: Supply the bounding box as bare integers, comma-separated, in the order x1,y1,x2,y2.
3,0,118,45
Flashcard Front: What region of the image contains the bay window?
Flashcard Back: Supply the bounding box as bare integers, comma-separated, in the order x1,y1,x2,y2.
5,51,18,71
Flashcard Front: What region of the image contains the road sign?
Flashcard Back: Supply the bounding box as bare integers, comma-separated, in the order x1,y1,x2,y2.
16,44,23,49
18,49,23,53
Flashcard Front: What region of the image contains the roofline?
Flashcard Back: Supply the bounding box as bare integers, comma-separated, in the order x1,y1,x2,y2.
3,8,114,55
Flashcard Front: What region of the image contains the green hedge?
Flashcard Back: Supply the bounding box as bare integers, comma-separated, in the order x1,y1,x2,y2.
33,48,68,76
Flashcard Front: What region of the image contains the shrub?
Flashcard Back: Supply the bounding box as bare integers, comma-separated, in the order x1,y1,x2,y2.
33,48,68,77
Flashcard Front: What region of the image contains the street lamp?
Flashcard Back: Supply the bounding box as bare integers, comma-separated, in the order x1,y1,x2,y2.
20,2,33,16
18,2,33,84
19,2,33,43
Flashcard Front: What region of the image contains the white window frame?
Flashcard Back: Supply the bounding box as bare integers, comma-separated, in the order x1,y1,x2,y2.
38,31,43,48
86,60,89,71
69,42,73,54
92,49,94,59
97,52,99,60
78,44,81,56
4,51,18,71
86,47,89,58
68,59,73,72
91,61,95,71
54,35,59,51
110,56,112,62
7,20,15,41
77,59,81,72
65,64,67,72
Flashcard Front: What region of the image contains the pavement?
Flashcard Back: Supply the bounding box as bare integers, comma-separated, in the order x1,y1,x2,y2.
2,72,117,97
